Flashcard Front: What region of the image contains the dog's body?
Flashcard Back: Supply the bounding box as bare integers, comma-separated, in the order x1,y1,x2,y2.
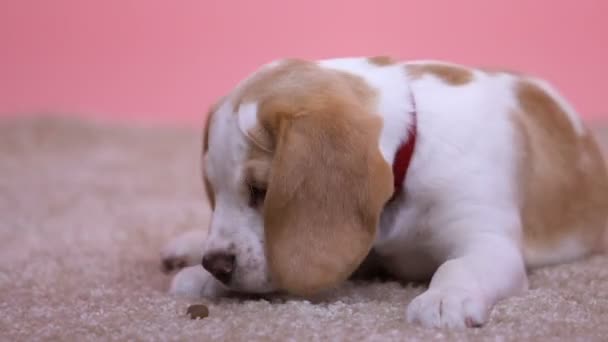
161,57,608,328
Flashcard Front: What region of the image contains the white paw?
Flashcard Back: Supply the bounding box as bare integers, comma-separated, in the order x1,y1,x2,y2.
169,265,228,298
161,230,207,273
406,288,488,329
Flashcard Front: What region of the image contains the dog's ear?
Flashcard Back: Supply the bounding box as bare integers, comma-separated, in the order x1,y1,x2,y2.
202,97,225,209
203,97,226,154
257,101,393,296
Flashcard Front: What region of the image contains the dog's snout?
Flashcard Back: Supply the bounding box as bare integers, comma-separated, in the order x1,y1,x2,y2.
202,252,236,284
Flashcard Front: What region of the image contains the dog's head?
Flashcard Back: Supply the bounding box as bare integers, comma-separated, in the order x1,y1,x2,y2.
202,59,393,296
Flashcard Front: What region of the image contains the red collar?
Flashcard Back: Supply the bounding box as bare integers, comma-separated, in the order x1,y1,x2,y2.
391,93,417,200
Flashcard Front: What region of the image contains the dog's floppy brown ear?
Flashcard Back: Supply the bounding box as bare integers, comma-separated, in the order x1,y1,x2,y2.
260,104,393,296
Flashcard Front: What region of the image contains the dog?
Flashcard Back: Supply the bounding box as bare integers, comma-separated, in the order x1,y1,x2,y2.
160,57,608,328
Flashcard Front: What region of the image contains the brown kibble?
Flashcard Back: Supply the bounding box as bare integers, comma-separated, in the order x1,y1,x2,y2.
186,304,209,319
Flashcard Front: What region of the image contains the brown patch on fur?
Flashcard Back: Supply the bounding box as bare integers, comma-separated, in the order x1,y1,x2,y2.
233,59,376,112
368,56,395,66
514,81,608,266
406,63,473,85
237,62,392,296
480,67,522,76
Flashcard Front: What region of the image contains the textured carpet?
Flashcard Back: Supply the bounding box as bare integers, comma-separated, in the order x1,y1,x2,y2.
1,117,608,341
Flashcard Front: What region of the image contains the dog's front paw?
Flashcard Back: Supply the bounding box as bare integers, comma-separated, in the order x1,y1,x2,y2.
406,288,488,329
169,265,228,298
161,230,207,273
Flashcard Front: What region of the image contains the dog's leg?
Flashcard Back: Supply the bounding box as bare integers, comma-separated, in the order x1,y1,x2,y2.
406,216,528,328
168,265,229,298
161,230,207,273
161,230,229,298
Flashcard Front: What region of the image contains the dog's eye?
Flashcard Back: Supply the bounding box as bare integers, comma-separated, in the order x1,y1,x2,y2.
248,184,267,208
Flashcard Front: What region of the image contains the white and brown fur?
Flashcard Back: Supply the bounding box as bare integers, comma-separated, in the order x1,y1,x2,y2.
161,57,608,328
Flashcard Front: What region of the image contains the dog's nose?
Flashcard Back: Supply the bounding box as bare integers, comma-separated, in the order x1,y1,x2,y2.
201,252,235,284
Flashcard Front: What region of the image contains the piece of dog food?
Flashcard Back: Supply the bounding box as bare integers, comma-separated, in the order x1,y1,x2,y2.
186,304,209,319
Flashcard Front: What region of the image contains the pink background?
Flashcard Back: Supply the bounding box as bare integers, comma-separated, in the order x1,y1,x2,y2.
1,0,606,124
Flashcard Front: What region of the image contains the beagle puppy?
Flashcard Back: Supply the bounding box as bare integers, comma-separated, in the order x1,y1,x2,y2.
161,57,608,328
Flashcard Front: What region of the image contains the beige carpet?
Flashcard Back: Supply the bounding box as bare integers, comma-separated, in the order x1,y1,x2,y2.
1,117,608,342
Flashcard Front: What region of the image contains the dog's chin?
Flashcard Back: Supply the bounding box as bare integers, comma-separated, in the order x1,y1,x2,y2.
226,275,276,295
